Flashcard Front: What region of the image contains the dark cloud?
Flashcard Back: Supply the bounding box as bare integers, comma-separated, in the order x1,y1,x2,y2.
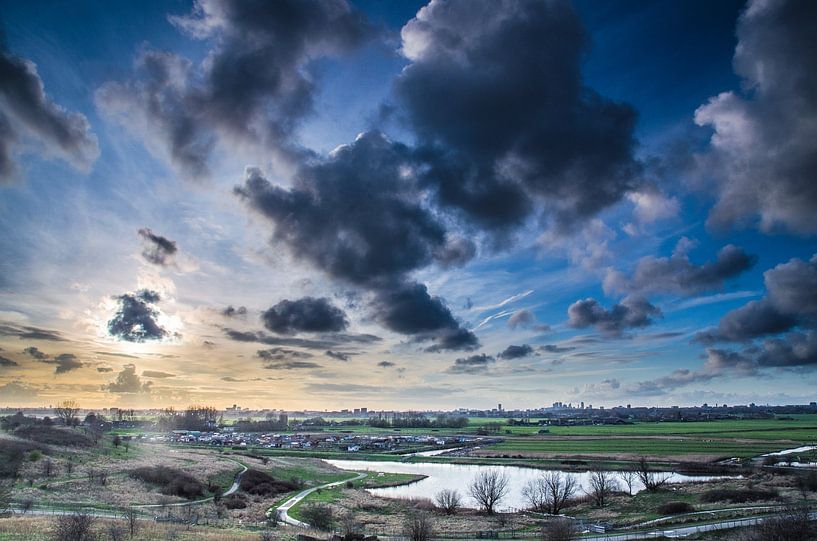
605,241,756,296
96,0,371,176
371,282,478,352
755,331,817,368
0,47,98,182
221,305,247,318
142,370,175,378
377,360,396,368
137,228,178,266
325,350,353,361
0,355,18,367
257,348,314,361
235,135,449,286
498,344,534,360
261,359,322,370
507,309,550,331
104,364,152,393
433,235,477,268
567,296,661,336
694,0,817,234
49,353,83,374
96,366,113,373
23,346,47,360
0,324,65,341
446,353,495,375
396,0,641,231
695,254,817,344
224,328,380,349
694,299,796,344
261,297,348,334
235,132,478,352
539,344,576,354
107,289,173,342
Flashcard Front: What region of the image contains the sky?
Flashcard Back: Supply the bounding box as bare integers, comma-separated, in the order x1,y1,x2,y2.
1,0,816,411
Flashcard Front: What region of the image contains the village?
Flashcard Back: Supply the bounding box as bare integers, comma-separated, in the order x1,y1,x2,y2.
146,429,486,455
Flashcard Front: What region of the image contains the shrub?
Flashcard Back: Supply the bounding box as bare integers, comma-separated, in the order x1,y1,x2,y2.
657,501,695,514
14,425,93,447
130,466,204,499
700,489,778,504
541,518,579,541
300,503,334,531
223,493,248,509
239,469,299,496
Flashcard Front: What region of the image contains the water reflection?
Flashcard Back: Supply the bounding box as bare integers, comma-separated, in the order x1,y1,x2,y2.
326,459,734,511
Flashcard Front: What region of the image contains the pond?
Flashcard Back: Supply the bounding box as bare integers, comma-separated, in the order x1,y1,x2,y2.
326,459,735,511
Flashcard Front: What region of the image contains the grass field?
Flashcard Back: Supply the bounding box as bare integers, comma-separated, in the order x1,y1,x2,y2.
482,437,788,458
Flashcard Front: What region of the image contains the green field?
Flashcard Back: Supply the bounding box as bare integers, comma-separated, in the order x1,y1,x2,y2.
485,437,789,458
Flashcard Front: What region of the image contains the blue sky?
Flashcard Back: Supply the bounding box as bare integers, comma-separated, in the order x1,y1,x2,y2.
1,0,816,410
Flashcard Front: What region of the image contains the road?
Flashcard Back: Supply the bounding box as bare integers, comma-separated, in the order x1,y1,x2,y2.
275,472,368,528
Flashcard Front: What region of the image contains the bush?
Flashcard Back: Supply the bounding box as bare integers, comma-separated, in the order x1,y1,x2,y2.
130,466,204,499
223,493,248,509
300,503,334,531
239,469,299,496
14,425,93,447
657,501,695,514
541,518,579,541
700,489,778,504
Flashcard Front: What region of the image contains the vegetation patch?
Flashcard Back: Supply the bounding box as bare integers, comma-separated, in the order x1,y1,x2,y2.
239,468,299,496
13,425,93,447
657,501,696,514
130,465,205,499
222,492,248,509
699,488,778,504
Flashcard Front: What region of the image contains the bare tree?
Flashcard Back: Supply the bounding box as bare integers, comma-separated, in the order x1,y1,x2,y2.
0,484,11,514
402,511,434,541
469,469,510,514
42,458,55,477
541,518,579,541
620,469,637,496
20,498,34,514
587,469,618,507
54,400,80,426
636,456,671,492
107,523,125,541
52,512,96,541
339,511,363,539
522,472,577,515
434,488,462,514
124,508,139,538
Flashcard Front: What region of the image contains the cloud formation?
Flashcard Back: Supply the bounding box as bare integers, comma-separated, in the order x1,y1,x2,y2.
221,305,247,318
498,344,534,359
138,228,178,266
695,253,817,344
96,0,371,176
567,296,661,336
261,297,348,334
446,353,494,374
236,134,478,351
0,47,99,182
104,364,152,393
107,289,172,342
23,347,83,374
396,0,641,231
694,0,817,234
605,240,755,296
